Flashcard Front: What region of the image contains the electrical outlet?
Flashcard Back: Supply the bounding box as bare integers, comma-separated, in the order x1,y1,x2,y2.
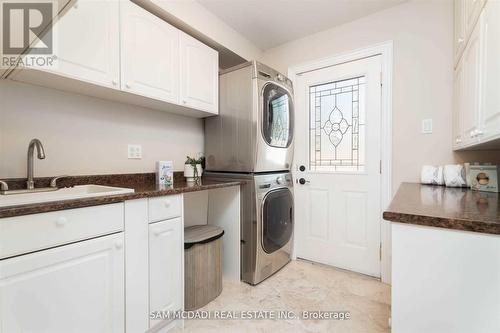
128,144,142,159
421,119,433,134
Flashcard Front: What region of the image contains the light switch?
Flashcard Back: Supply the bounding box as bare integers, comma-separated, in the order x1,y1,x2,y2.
421,119,433,134
128,144,142,159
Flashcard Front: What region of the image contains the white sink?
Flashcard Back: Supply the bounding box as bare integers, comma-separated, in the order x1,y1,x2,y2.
0,185,134,207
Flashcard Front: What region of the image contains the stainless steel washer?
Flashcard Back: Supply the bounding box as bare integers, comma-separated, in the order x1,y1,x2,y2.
205,172,293,285
205,61,294,173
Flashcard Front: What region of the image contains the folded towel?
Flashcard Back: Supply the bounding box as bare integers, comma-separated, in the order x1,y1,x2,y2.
443,164,466,187
421,165,444,185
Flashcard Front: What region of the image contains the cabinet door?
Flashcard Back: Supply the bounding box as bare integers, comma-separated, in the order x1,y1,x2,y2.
149,218,183,328
453,62,465,149
454,0,466,65
479,0,500,142
0,233,124,333
32,0,120,89
460,17,482,146
180,32,219,114
465,0,485,38
120,0,179,103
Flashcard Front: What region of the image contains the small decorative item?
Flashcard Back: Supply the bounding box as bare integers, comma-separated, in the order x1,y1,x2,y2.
156,161,174,186
184,155,204,183
470,165,499,192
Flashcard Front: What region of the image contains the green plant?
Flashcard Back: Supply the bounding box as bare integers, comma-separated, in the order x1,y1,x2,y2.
185,155,204,183
185,156,203,165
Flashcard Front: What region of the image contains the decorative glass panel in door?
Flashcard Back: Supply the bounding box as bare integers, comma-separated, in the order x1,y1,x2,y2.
262,83,294,148
309,76,366,172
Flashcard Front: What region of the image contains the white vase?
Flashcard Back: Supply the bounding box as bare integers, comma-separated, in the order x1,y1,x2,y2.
184,164,203,182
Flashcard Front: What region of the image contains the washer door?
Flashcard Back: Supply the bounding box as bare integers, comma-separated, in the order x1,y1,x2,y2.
262,83,294,148
262,188,293,254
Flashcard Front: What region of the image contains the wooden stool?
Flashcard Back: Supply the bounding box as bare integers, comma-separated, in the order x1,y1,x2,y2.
184,225,224,310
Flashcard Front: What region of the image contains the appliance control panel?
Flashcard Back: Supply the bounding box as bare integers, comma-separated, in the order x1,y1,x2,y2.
255,173,293,193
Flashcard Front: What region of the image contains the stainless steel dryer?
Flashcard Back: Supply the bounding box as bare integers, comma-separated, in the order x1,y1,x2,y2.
205,172,293,285
205,61,294,173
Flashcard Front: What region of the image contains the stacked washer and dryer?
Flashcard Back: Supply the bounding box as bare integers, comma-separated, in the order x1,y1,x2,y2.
205,61,295,285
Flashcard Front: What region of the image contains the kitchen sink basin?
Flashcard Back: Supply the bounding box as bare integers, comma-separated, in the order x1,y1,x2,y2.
0,185,134,207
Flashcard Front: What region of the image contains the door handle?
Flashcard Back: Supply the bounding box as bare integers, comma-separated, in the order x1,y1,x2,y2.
298,178,310,185
299,165,306,172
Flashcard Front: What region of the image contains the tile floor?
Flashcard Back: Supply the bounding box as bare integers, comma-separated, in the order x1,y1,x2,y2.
173,259,391,333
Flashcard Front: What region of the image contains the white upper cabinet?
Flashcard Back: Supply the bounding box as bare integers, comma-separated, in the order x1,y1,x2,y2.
454,0,466,65
460,18,482,147
8,0,219,117
465,0,486,37
454,0,486,66
120,1,179,103
34,0,120,88
180,32,219,114
479,0,500,142
453,61,464,149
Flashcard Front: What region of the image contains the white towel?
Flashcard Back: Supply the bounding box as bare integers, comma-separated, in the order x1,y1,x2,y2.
443,164,466,187
421,165,444,185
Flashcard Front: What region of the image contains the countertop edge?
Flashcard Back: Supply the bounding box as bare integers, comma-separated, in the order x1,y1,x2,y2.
0,181,242,219
383,210,500,236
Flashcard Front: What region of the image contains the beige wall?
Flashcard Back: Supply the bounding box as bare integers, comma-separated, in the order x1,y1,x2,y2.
0,80,204,178
260,0,477,192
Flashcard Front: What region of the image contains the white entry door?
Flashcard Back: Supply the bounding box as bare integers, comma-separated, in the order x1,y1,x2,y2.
294,56,382,277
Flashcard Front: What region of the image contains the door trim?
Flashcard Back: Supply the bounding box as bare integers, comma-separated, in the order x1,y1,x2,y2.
288,41,393,284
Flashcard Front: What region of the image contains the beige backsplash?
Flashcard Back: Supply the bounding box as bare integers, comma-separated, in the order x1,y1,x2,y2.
0,80,204,178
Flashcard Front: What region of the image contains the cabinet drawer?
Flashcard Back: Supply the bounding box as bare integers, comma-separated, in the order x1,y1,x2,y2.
148,195,182,223
0,203,124,259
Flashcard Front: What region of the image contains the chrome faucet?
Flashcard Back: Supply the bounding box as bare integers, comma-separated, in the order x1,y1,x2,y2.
27,138,46,190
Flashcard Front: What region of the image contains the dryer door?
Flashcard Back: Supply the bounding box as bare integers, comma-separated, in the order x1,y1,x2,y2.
262,188,293,254
262,83,294,148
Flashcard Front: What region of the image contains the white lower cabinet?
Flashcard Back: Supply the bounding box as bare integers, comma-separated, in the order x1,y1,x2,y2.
0,233,125,333
149,217,184,329
392,223,500,333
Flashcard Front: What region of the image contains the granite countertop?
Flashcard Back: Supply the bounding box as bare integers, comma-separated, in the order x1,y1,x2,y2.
0,173,243,219
383,182,500,235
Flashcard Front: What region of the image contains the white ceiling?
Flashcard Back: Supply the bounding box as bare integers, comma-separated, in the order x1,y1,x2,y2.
197,0,407,50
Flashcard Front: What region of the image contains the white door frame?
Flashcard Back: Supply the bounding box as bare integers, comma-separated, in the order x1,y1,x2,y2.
288,41,393,284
